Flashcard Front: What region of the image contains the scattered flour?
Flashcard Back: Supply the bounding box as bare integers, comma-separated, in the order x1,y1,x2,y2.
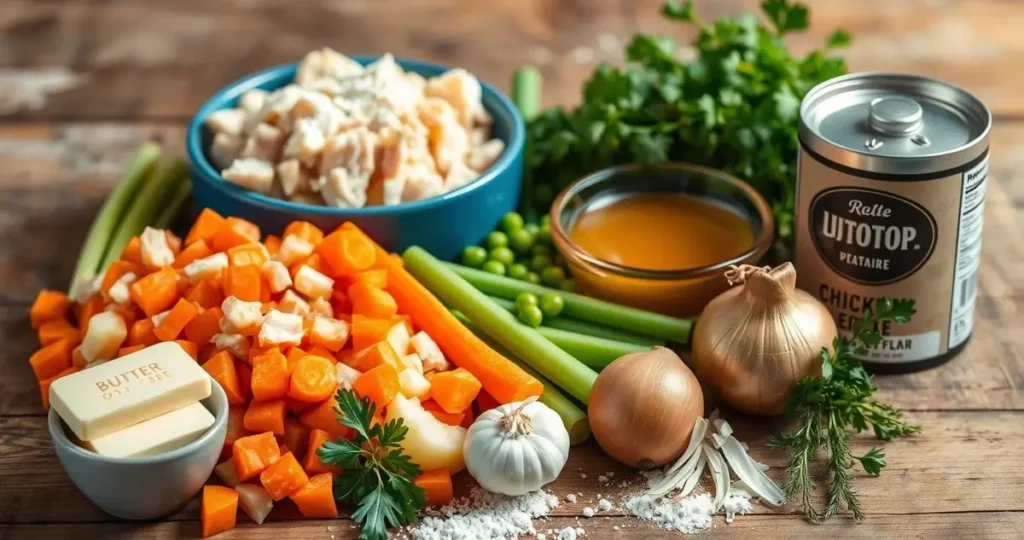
564,493,577,504
623,493,715,534
581,507,595,518
555,526,585,540
597,475,609,484
597,498,614,512
722,489,754,524
409,488,559,540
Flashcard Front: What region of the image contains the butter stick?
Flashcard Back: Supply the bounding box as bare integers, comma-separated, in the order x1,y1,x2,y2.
83,402,215,458
50,342,212,441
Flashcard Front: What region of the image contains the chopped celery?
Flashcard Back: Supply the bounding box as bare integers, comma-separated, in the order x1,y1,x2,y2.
69,142,161,295
403,247,597,404
445,262,693,343
488,296,663,347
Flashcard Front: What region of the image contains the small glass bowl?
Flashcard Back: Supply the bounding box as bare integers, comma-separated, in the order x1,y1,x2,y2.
549,163,775,317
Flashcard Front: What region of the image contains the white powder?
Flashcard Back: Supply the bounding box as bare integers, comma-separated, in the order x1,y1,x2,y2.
564,493,577,503
410,488,559,540
722,490,754,524
581,507,595,518
555,526,585,540
597,475,609,484
597,499,614,512
623,493,715,534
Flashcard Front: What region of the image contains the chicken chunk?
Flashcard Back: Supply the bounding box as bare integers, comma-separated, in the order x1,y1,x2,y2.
261,260,293,294
140,227,175,269
245,84,303,133
277,289,311,317
309,315,350,351
258,309,305,347
212,333,250,360
418,98,470,177
274,234,315,266
444,160,479,191
424,68,485,128
295,48,364,86
220,297,265,336
239,89,269,114
184,253,229,283
283,118,326,170
318,127,376,208
206,108,246,137
467,138,505,172
309,296,333,318
293,265,334,300
106,272,137,305
222,158,275,194
276,159,316,198
210,132,244,170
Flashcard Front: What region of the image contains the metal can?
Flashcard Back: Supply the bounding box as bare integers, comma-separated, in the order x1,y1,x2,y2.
795,73,991,373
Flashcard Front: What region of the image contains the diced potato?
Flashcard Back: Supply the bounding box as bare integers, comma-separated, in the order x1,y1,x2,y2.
212,333,250,359
401,353,424,374
336,362,361,390
274,235,315,266
221,297,265,335
106,272,137,305
293,265,334,300
222,158,275,194
387,323,411,356
258,310,305,347
140,227,175,269
214,458,241,487
261,260,293,294
206,108,247,136
236,484,274,525
80,311,128,364
184,253,229,283
411,332,450,372
309,297,333,317
277,289,311,317
398,368,431,399
309,315,350,352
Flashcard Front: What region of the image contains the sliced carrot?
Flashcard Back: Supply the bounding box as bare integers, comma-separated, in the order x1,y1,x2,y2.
186,279,225,310
290,472,338,518
29,339,73,381
153,298,199,341
39,366,79,410
349,282,398,319
317,228,376,278
176,340,199,360
259,451,309,501
285,397,314,415
107,302,139,330
353,341,402,373
281,420,310,460
76,295,106,332
224,406,250,453
248,344,282,365
117,344,145,358
128,318,159,347
299,394,353,440
415,469,454,506
236,361,252,401
100,260,143,297
186,208,226,246
351,314,391,350
289,355,338,403
210,216,261,253
130,267,180,317
301,429,342,475
284,221,325,246
184,306,223,346
173,239,212,269
227,242,269,267
264,234,282,256
232,432,281,482
38,318,81,347
243,399,287,435
223,265,262,302
350,268,388,289
120,236,143,266
304,344,337,363
428,367,482,414
251,351,290,401
352,362,400,408
202,350,246,405
284,346,307,370
201,485,238,538
422,399,465,427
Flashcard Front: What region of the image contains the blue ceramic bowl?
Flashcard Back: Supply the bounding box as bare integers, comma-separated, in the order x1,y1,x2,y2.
187,57,524,260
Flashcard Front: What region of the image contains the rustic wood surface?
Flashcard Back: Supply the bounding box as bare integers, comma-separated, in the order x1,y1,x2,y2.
2,1,1023,539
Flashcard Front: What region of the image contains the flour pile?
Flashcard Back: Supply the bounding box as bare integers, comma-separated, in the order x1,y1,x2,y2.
409,488,559,540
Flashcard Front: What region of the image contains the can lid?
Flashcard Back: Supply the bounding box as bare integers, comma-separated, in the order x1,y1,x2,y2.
800,73,991,175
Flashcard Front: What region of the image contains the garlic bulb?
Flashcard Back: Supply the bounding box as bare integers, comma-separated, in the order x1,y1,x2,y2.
463,398,570,496
692,263,837,416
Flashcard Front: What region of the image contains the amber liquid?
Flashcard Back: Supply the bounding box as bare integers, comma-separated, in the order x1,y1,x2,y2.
569,193,754,271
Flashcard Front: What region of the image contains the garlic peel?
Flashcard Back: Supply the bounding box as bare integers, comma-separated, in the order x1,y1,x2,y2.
717,431,785,506
677,451,707,499
704,443,730,510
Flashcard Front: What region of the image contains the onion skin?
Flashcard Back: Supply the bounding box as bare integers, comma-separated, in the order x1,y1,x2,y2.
589,347,704,469
692,263,837,416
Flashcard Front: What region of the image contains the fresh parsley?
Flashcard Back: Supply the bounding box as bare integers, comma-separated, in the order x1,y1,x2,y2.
522,0,849,241
318,389,426,540
770,298,921,522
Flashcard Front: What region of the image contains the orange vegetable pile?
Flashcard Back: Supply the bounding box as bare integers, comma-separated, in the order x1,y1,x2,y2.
30,211,543,537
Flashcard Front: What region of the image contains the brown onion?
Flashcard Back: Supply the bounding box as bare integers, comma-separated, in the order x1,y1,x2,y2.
692,263,837,416
589,347,703,469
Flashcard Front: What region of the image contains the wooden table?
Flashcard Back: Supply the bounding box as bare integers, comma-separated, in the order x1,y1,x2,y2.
2,1,1023,538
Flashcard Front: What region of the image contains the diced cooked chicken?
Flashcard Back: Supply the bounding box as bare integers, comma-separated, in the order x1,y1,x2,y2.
245,84,303,133
211,132,244,170
318,127,376,208
261,261,292,294
140,227,175,269
258,309,305,347
336,362,361,390
206,108,246,136
401,353,424,374
467,138,505,172
274,234,315,266
293,265,334,299
184,253,229,283
309,315,350,351
377,122,438,205
424,68,485,128
387,323,411,356
73,276,102,304
222,158,275,194
401,165,445,202
106,272,137,305
283,119,326,170
309,296,333,317
410,331,451,372
212,333,250,359
445,160,478,191
239,123,286,162
277,289,311,316
221,296,265,336
296,48,364,86
418,98,470,177
239,89,269,114
80,311,127,364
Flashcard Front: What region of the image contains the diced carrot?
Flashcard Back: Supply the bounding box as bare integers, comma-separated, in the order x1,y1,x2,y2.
351,314,391,350
120,236,143,266
130,267,180,317
251,351,290,401
227,242,269,267
232,432,281,482
330,288,352,315
284,346,307,370
210,217,261,253
76,295,106,332
153,298,200,341
236,361,252,401
202,350,246,405
422,399,465,427
281,420,310,460
260,300,276,314
289,355,338,403
259,451,309,501
201,485,238,538
224,406,250,452
29,339,73,381
259,276,272,303
176,340,199,360
248,344,281,365
352,363,400,408
186,279,225,310
243,399,287,435
100,260,143,297
475,390,501,414
264,234,282,255
39,366,79,410
428,367,482,414
391,314,415,336
349,268,388,289
117,344,145,357
301,429,342,475
353,341,402,373
38,318,81,347
290,472,338,518
223,265,262,302
304,344,337,364
128,318,158,347
284,221,325,246
184,306,223,346
318,228,376,278
107,302,139,330
299,394,353,439
170,240,209,270
286,397,315,415
186,208,226,246
415,469,454,506
349,282,398,319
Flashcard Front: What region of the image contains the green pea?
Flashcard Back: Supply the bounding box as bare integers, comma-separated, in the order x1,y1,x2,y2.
524,272,541,285
536,224,553,245
489,246,515,266
485,231,508,250
508,229,535,254
541,266,566,286
539,293,565,318
530,244,552,258
504,263,527,280
461,246,488,268
517,305,544,328
500,212,525,234
524,223,540,236
481,260,506,276
530,254,553,272
559,278,577,292
514,292,539,312
540,215,550,227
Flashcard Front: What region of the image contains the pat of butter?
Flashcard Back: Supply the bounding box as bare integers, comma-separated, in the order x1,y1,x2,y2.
50,342,212,441
83,402,215,458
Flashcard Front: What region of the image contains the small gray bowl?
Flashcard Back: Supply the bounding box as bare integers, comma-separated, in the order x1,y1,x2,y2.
48,379,228,520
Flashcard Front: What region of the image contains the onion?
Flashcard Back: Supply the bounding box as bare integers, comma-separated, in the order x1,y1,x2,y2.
692,263,837,416
588,347,703,469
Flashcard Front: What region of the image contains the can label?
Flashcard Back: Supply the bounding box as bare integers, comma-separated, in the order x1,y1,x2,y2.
795,147,987,364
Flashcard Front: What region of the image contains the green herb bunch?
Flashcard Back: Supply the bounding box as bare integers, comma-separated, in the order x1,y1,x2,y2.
319,389,426,540
770,298,921,522
523,0,850,239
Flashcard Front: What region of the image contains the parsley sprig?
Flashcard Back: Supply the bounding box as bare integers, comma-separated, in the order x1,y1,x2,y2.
770,298,921,522
318,389,426,540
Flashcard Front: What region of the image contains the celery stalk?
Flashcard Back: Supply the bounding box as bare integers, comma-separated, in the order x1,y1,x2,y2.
69,142,161,295
488,295,663,347
445,262,693,343
403,247,597,404
153,181,192,230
